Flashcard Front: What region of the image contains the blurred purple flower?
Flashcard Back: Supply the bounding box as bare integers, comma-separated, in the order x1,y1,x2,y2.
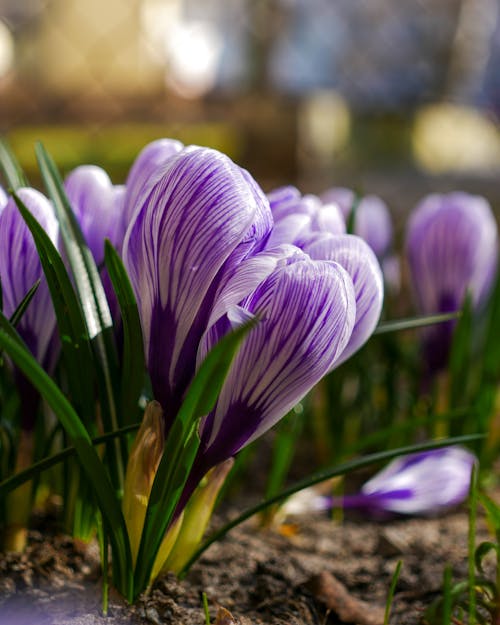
282,446,475,518
343,446,476,515
0,188,58,367
0,188,59,428
320,187,393,261
406,192,498,374
65,165,126,264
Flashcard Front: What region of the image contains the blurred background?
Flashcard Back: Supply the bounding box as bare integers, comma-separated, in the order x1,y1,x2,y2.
1,0,500,213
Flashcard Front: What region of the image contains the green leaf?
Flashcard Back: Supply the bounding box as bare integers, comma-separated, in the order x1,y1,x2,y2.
133,319,255,596
9,280,40,328
375,311,461,335
0,323,133,597
178,433,484,577
104,240,145,424
35,143,124,488
12,192,95,428
0,139,28,189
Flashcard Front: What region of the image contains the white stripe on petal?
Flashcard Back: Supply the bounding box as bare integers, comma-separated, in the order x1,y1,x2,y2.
305,234,383,364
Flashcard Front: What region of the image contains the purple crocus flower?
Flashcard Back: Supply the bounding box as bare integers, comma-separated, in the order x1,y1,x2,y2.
0,188,58,367
282,447,476,518
0,188,59,428
406,192,498,374
343,446,476,515
320,187,393,261
123,145,273,426
64,165,126,264
267,186,384,362
194,250,356,474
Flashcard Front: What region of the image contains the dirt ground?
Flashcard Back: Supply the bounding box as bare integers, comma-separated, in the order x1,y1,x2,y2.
0,503,490,625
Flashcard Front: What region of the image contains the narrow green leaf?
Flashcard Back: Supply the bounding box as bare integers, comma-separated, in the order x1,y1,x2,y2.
104,240,145,424
9,280,40,328
0,423,140,497
12,193,95,427
384,560,402,625
35,143,124,487
134,320,255,595
0,325,133,597
0,139,28,189
178,434,484,577
375,311,461,335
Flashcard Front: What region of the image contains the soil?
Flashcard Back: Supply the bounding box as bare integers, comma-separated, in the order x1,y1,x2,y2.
0,504,491,625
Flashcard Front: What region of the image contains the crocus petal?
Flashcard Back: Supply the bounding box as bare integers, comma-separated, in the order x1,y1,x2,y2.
198,255,356,469
360,447,476,514
320,187,355,220
0,188,58,365
204,244,301,331
355,195,392,259
406,192,498,315
305,234,383,364
123,146,272,420
0,185,7,210
65,165,126,263
267,186,308,221
124,138,184,224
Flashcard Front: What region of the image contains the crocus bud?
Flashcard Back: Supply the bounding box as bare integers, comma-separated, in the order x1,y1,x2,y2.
406,192,498,375
122,401,165,564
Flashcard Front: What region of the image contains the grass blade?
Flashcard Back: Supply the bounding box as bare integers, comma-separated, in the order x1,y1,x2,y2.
0,423,141,497
0,324,133,597
375,311,460,335
9,280,40,328
12,192,95,427
35,143,124,487
178,434,484,577
384,560,402,625
134,320,255,595
0,139,28,189
104,240,145,424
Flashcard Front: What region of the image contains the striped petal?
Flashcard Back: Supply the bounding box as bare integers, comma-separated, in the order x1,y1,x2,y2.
305,234,383,364
406,192,498,315
0,188,58,366
122,146,272,422
124,138,184,224
197,254,356,470
0,185,7,210
65,165,126,264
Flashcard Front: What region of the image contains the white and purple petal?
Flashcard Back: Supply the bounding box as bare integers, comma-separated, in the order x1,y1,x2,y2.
124,138,184,224
0,188,58,366
197,254,356,470
359,446,476,515
65,165,126,264
123,146,272,421
406,192,498,315
305,234,383,364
